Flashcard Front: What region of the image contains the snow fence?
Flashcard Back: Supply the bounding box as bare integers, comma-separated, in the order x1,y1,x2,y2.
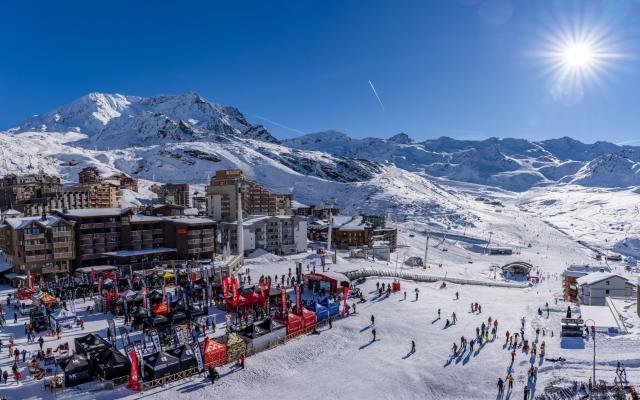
345,268,529,289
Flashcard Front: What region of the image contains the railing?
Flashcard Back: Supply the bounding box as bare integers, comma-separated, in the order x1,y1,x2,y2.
54,252,73,259
140,367,198,391
95,372,129,386
345,268,529,288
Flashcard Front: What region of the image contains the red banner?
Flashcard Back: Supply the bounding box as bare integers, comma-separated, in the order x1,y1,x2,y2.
343,286,348,314
98,276,103,295
231,277,239,307
281,287,287,314
90,268,95,284
222,275,229,299
295,285,301,314
267,276,272,292
127,349,139,390
259,280,266,306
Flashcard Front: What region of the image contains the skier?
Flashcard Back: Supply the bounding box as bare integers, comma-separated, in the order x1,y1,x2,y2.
445,319,450,328
452,342,458,356
505,330,510,344
372,328,377,342
524,387,529,400
455,291,459,300
511,350,516,363
404,291,407,300
371,315,375,326
497,377,504,396
452,312,457,324
469,339,475,353
506,374,514,390
411,340,415,353
438,309,441,320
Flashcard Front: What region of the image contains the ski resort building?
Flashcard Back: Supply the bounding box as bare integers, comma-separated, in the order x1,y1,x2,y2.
150,183,191,207
562,265,612,302
220,215,307,256
576,271,634,306
205,169,292,220
0,214,76,279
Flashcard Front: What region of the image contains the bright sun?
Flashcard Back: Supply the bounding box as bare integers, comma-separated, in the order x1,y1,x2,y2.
562,42,594,69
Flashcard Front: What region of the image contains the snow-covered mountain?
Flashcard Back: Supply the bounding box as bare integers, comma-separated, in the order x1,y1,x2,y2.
283,131,640,191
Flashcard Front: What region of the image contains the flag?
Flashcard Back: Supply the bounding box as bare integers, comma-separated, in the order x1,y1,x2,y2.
295,284,301,314
222,275,229,299
343,286,349,315
127,346,140,390
231,276,239,307
90,268,95,284
281,287,287,314
98,276,103,295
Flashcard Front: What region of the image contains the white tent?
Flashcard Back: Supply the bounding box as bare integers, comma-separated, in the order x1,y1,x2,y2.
51,308,77,331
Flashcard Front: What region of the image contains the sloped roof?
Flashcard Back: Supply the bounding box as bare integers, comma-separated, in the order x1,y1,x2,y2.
576,272,630,286
4,215,72,230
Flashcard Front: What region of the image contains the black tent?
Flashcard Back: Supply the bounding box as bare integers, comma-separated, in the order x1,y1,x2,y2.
149,290,164,304
60,353,93,387
143,315,169,329
93,347,130,381
143,352,181,380
168,345,198,371
75,333,112,356
167,312,187,324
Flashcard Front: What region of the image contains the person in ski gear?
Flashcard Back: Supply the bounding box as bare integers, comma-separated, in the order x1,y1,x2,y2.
372,329,377,342
371,315,375,326
411,340,415,353
497,377,504,395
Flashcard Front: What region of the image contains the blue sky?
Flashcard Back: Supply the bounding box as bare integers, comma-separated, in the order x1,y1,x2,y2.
1,0,640,143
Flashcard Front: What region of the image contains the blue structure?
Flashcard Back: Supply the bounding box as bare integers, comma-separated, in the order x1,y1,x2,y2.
319,297,339,318
306,302,329,323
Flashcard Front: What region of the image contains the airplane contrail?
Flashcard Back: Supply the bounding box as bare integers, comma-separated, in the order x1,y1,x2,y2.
368,79,385,111
247,113,306,135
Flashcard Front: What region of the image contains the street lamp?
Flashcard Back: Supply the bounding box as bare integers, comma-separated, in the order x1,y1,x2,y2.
584,318,596,387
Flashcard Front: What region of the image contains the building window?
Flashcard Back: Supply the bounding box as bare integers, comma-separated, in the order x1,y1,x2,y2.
605,289,610,295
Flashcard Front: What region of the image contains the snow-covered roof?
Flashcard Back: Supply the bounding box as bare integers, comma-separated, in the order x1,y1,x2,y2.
576,271,631,286
4,215,70,230
131,214,164,223
1,208,22,216
292,200,308,208
102,247,177,258
332,216,369,231
59,207,132,217
166,216,215,225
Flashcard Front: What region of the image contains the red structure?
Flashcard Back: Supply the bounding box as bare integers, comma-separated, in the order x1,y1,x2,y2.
201,337,227,367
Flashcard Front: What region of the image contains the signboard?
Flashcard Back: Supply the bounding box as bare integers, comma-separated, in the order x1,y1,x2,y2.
119,326,130,347
126,344,139,390
149,329,161,352
191,341,204,373
107,319,116,345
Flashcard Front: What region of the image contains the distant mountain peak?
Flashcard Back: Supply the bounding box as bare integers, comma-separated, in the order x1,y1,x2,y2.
388,132,413,144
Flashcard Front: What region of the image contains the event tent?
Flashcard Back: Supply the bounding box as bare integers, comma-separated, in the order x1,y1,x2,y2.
93,347,130,381
200,337,227,367
319,297,340,318
168,345,198,371
60,353,93,387
51,309,76,331
74,333,112,356
240,318,286,353
143,352,181,380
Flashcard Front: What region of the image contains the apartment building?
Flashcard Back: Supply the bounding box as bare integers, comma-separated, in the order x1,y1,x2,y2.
162,216,216,260
220,215,306,256
0,173,63,211
150,183,191,207
0,214,75,277
577,271,634,306
205,169,292,220
70,182,119,208
57,208,134,268
20,189,91,216
78,166,101,184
